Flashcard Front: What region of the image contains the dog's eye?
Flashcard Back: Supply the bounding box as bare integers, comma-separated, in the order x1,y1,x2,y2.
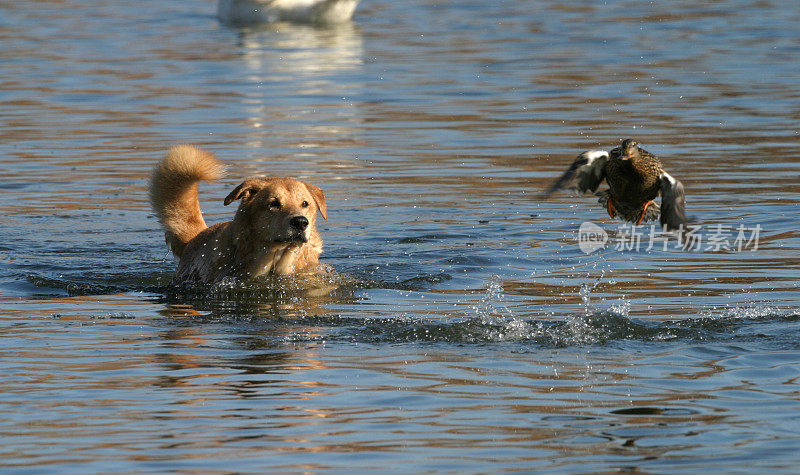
269,199,281,209
301,201,309,208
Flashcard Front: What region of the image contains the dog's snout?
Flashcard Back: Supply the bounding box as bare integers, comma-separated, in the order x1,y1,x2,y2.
289,215,309,230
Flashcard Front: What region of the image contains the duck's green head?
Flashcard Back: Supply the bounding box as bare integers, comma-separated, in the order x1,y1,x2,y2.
620,138,639,160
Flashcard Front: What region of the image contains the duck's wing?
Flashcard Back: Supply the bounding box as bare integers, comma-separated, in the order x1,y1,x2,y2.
542,150,609,197
659,171,688,231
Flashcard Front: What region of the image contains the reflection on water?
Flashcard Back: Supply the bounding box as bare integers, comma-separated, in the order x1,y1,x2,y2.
1,0,800,471
233,23,365,152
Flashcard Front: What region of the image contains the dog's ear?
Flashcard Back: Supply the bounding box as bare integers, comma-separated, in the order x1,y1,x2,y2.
224,179,260,206
303,182,327,220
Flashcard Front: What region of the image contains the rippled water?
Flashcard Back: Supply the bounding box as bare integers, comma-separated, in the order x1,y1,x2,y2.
2,0,800,471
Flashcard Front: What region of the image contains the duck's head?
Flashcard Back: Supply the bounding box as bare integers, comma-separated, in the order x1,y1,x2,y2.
620,138,639,160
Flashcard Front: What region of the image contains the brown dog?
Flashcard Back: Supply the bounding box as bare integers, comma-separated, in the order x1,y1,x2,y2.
149,145,327,284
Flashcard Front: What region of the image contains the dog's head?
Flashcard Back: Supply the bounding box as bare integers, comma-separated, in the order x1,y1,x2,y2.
224,177,327,244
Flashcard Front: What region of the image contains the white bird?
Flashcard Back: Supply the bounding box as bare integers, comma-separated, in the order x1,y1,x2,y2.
218,0,360,26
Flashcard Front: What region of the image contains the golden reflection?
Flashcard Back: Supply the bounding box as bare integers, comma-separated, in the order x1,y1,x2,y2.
150,294,340,406
332,349,735,457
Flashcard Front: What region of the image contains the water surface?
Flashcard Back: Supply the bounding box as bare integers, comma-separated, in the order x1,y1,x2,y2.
1,0,799,471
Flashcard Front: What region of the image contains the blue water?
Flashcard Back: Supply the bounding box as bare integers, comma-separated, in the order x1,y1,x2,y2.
1,0,800,471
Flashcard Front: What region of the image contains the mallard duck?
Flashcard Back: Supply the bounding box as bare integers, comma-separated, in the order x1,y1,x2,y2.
544,139,688,231
218,0,359,26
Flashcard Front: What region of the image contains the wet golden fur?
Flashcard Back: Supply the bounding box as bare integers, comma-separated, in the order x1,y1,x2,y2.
149,145,327,284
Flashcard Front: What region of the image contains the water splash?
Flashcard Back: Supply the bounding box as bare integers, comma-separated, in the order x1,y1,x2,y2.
473,275,513,321
577,270,606,316
467,276,548,342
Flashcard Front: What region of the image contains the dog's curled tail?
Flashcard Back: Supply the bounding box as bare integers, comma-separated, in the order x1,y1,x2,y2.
149,145,224,258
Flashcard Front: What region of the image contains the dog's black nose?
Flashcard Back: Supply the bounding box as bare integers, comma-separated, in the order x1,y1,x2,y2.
289,216,309,230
